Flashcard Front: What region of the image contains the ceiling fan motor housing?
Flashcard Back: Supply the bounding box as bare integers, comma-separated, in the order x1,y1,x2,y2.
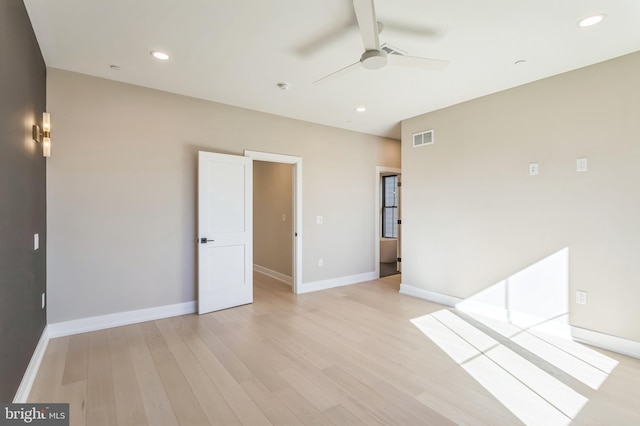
361,49,388,70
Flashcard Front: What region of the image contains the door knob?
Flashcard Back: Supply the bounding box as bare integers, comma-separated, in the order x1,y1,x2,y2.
200,238,214,244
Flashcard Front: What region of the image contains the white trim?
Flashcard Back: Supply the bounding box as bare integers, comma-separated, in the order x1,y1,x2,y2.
298,271,377,294
254,264,292,286
13,326,50,403
399,283,463,307
48,301,196,338
375,166,401,278
572,326,640,360
398,283,640,359
244,150,302,294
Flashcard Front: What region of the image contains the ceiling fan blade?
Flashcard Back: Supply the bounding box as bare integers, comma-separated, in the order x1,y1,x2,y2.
294,21,357,57
353,0,380,51
387,54,449,71
382,20,441,39
313,61,361,85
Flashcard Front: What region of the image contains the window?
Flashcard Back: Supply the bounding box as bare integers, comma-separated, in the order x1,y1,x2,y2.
382,175,398,238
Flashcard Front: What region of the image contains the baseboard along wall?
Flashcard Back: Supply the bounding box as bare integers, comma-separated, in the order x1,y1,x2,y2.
298,271,378,294
13,326,50,403
16,271,378,401
253,264,292,286
47,301,196,338
21,277,637,402
399,281,640,359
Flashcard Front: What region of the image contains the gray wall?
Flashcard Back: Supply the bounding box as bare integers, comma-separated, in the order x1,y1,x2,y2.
254,161,293,278
47,68,400,323
401,51,640,343
0,1,47,401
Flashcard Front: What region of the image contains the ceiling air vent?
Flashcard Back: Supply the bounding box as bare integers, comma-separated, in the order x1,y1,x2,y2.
413,129,434,147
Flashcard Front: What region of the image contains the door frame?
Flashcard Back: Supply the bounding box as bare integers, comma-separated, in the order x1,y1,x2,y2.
375,166,401,278
245,150,302,294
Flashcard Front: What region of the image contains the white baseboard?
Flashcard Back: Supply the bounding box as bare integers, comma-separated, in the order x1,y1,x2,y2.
572,326,640,360
298,271,377,294
399,283,462,307
48,301,196,338
398,283,640,360
13,326,50,403
254,264,292,286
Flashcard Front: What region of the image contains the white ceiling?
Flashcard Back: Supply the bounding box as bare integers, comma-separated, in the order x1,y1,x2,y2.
23,0,640,140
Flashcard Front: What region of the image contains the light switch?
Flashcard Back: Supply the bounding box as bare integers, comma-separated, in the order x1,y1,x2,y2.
34,234,39,250
316,216,323,224
576,158,588,172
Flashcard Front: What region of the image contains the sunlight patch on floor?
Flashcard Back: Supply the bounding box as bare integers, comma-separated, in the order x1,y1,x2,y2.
412,310,590,426
410,248,620,424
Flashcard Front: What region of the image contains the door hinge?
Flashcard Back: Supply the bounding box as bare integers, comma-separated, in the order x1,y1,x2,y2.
397,219,401,225
397,257,402,262
397,182,402,187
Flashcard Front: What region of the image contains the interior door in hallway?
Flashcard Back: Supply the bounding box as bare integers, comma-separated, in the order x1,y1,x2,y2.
198,151,253,314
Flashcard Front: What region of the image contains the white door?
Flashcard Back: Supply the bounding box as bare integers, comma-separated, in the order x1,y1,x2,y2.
198,151,253,314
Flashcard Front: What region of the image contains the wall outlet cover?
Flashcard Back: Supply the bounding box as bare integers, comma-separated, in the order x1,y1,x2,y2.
576,290,588,305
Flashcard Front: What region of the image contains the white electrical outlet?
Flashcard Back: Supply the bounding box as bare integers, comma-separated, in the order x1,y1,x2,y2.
318,258,324,267
576,290,588,305
576,158,588,172
529,163,539,176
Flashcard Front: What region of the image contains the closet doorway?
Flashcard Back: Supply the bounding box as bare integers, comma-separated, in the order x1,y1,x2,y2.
245,150,302,293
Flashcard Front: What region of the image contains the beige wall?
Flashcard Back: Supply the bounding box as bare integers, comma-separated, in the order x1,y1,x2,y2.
253,161,293,277
401,52,640,342
47,69,400,323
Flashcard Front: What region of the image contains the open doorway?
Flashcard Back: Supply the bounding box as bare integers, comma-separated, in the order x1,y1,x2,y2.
245,150,302,293
375,167,401,278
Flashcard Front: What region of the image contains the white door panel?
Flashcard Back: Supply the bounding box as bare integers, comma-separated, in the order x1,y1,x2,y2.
198,151,253,314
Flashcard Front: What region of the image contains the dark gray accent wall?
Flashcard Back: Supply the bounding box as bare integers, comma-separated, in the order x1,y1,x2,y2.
0,1,47,402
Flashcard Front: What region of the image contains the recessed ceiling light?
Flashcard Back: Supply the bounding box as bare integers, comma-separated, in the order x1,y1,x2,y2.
514,59,527,66
150,50,170,60
578,13,606,27
276,82,291,90
355,106,366,112
110,65,121,71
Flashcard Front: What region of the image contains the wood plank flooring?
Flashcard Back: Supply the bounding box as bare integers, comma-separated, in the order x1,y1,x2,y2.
29,273,640,425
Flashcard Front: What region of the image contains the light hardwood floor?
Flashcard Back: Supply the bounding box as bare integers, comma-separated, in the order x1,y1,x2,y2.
29,273,640,425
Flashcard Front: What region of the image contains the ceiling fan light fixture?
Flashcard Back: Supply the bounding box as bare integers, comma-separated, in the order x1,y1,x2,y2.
578,13,606,27
361,50,387,70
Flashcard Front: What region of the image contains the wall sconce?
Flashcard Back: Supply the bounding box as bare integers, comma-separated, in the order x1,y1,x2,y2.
32,112,51,157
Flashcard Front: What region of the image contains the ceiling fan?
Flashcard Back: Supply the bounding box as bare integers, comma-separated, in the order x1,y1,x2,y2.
314,0,449,84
